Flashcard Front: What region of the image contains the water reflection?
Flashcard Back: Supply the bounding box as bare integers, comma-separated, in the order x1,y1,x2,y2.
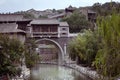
28,64,92,80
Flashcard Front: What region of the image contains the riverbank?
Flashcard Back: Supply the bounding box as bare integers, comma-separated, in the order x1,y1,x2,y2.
12,65,30,80
64,63,99,80
64,61,120,80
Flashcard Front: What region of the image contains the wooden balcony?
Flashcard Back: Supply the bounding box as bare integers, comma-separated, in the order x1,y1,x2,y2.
32,32,58,34
32,34,58,38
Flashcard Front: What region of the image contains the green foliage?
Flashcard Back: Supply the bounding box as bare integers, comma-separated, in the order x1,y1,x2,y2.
25,39,40,68
68,13,120,79
68,30,99,66
92,2,120,16
93,14,120,78
62,12,91,33
0,35,24,77
23,12,35,19
68,38,79,61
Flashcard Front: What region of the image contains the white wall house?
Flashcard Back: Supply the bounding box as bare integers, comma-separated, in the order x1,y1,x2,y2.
58,22,69,38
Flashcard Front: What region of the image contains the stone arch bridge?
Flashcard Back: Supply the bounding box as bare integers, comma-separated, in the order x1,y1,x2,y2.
35,37,73,64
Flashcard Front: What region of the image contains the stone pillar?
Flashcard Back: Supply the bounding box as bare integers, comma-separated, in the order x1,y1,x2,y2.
64,43,67,56
64,43,67,63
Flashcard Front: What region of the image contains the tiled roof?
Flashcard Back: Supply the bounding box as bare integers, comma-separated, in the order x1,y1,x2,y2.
0,14,32,23
30,19,59,25
59,22,69,27
80,9,96,14
87,10,96,13
48,13,65,19
0,14,24,21
0,23,25,33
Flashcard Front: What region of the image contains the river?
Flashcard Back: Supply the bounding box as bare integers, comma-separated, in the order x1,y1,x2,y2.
28,64,92,80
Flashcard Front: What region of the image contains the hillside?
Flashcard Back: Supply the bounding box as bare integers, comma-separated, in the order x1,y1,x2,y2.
13,1,120,19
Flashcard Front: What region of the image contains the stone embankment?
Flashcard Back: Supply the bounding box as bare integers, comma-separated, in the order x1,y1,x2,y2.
64,60,120,80
12,65,30,80
65,63,99,80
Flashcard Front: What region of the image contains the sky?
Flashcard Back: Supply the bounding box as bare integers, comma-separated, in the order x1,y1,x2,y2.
0,0,120,13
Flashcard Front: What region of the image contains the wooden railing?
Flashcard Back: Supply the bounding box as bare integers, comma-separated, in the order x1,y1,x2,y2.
32,32,58,34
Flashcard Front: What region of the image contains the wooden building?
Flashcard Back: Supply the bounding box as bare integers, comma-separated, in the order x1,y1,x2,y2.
0,14,31,43
0,14,31,31
29,19,69,38
0,23,26,43
0,14,69,43
80,9,96,22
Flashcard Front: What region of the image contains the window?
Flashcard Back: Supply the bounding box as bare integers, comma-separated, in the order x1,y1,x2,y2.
62,33,67,35
62,28,66,30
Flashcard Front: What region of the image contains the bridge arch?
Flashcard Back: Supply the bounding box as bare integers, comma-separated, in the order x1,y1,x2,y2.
35,38,64,63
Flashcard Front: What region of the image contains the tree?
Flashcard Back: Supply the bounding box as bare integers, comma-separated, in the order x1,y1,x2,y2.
93,14,120,79
0,35,24,79
23,12,35,19
92,3,102,15
68,38,78,61
68,30,99,66
52,9,56,13
92,2,120,16
62,12,91,33
24,39,40,69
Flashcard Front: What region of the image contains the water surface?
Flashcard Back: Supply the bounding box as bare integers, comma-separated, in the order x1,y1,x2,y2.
29,64,92,80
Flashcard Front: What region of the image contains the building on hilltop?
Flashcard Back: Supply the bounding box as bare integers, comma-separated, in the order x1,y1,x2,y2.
48,6,76,20
48,12,66,21
80,8,96,22
49,6,96,23
65,5,76,13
